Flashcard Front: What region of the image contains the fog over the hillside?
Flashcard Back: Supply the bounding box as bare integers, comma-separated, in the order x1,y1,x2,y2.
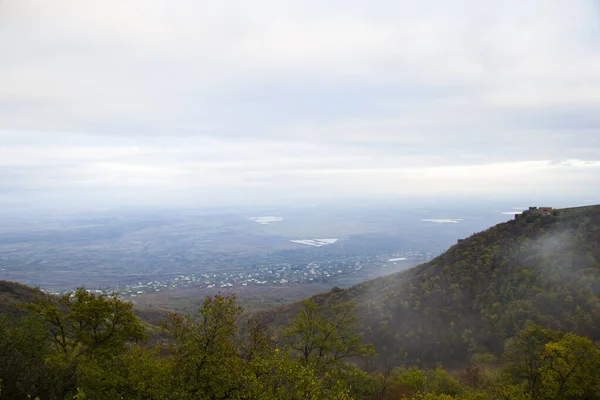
1,1,600,210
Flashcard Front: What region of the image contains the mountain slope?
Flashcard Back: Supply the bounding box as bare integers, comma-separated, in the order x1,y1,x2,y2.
259,205,600,368
0,280,39,316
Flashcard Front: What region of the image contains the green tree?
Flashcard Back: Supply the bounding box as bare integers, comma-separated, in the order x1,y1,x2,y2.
538,333,600,399
502,324,562,399
0,314,50,399
74,345,175,400
23,287,145,398
164,294,244,399
283,299,375,374
25,287,145,357
247,347,352,399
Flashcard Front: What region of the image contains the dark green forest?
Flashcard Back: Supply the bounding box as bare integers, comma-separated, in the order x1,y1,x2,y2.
1,205,600,399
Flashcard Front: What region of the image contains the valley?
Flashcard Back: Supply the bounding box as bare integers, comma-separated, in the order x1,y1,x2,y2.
0,200,513,295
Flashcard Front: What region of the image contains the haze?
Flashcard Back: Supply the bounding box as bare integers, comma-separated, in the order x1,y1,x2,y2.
1,1,600,212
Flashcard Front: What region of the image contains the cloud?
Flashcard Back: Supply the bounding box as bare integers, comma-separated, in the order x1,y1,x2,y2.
0,0,599,208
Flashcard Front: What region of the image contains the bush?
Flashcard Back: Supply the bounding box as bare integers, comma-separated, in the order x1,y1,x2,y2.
427,368,464,396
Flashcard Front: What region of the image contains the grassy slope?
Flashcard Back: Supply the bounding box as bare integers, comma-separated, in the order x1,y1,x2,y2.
257,205,600,368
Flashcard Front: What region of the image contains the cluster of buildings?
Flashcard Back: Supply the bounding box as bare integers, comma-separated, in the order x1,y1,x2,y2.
48,249,440,298
515,206,554,219
115,261,366,297
115,251,436,297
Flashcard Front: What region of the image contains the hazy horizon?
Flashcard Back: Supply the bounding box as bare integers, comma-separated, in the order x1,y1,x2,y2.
1,1,600,211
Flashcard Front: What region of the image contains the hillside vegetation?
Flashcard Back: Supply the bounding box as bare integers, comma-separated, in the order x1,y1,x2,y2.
1,204,599,399
259,205,600,367
0,280,38,316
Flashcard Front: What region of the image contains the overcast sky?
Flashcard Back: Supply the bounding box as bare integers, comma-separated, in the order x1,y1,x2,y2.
1,1,599,210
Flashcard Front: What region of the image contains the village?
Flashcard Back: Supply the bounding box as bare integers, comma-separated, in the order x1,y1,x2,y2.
99,249,438,298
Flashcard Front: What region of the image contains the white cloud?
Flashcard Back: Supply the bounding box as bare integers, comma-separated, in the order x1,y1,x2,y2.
0,0,599,208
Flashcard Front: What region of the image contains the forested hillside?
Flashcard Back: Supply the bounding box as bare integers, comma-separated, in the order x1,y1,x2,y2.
0,280,38,316
260,205,600,367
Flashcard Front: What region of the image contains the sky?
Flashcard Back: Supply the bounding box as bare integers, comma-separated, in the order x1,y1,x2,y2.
1,0,600,210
